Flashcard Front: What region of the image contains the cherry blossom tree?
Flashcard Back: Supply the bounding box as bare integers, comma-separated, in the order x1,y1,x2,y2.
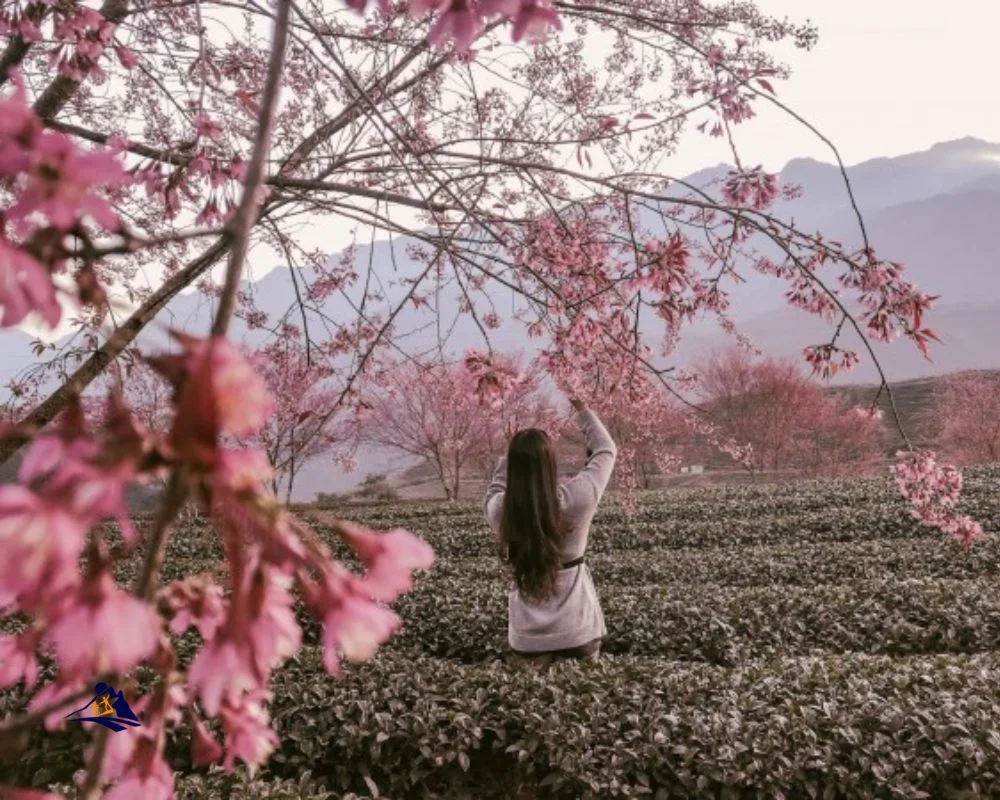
921,371,1000,466
244,329,355,503
359,353,551,500
0,0,986,797
695,346,882,477
792,397,883,479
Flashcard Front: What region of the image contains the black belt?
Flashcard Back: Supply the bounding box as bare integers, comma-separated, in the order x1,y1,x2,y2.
562,556,585,569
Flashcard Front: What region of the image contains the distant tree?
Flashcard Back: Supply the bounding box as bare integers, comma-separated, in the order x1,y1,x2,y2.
359,359,481,502
245,330,353,503
696,346,882,477
922,372,1000,466
793,397,883,478
360,354,553,502
696,347,817,474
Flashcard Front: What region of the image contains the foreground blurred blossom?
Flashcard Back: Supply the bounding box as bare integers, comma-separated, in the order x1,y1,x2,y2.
186,637,260,717
26,676,89,732
9,131,124,234
0,239,61,329
19,433,139,543
0,486,86,611
340,522,436,602
190,714,225,767
320,589,402,672
219,690,280,773
150,334,273,462
47,571,160,675
102,742,173,800
161,575,227,641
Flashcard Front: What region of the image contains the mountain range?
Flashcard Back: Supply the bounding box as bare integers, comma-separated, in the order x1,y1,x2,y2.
2,137,998,501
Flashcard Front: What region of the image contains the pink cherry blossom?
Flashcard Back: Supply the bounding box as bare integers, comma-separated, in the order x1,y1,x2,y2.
219,690,280,772
509,0,561,43
190,714,225,767
0,486,85,613
0,238,61,329
321,589,401,673
187,637,260,716
721,166,779,210
26,675,89,732
409,0,447,16
94,722,138,783
339,523,435,602
244,569,302,675
47,571,160,675
893,450,984,546
9,131,124,233
193,113,223,141
213,448,274,494
161,575,227,640
426,1,482,52
158,336,273,460
103,746,173,800
19,433,138,541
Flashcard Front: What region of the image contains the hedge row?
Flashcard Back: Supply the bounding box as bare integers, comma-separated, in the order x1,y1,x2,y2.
104,522,1000,603
380,576,1000,664
305,508,994,562
431,535,1000,588
36,771,353,799
326,465,1000,528
263,648,1000,798
15,649,1000,798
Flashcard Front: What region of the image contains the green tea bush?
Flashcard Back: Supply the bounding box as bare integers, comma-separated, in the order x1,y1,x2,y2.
6,465,1000,797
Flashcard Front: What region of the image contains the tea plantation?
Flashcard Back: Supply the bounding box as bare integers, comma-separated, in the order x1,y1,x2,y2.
5,466,1000,798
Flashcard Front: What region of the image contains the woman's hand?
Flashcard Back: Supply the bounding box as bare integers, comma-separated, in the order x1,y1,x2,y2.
569,397,585,412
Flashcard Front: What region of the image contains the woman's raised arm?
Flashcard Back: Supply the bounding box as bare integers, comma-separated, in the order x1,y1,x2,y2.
484,455,507,529
563,401,617,505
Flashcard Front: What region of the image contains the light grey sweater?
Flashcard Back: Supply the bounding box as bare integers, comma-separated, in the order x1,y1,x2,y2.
485,409,618,652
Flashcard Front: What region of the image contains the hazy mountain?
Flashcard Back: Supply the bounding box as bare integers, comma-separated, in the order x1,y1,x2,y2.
2,137,998,499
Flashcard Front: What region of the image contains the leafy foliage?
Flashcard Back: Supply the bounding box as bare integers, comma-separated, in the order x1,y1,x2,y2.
4,466,1000,796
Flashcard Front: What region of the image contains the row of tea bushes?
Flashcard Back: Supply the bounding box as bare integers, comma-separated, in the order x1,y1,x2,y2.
19,649,1000,798
265,648,1000,799
306,506,997,561
382,575,1000,665
319,464,1000,529
430,535,1000,588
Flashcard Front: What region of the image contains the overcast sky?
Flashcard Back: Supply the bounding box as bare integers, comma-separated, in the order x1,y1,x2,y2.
670,0,997,174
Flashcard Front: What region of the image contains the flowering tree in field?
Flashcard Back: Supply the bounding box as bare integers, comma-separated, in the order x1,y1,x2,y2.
921,371,1000,466
359,353,553,500
0,0,986,796
793,399,883,479
695,346,883,477
244,329,354,503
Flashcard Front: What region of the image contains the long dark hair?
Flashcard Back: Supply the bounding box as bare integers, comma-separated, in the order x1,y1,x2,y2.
498,428,564,601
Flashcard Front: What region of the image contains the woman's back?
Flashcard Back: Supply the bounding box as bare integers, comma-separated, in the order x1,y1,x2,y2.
484,406,617,655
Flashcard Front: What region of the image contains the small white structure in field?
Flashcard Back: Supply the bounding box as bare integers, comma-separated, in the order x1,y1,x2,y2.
681,464,705,475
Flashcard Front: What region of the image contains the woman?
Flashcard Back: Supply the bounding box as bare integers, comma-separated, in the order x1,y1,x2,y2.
485,397,617,668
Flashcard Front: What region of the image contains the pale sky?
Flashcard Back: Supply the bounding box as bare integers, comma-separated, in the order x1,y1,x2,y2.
17,0,998,342
669,0,997,174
